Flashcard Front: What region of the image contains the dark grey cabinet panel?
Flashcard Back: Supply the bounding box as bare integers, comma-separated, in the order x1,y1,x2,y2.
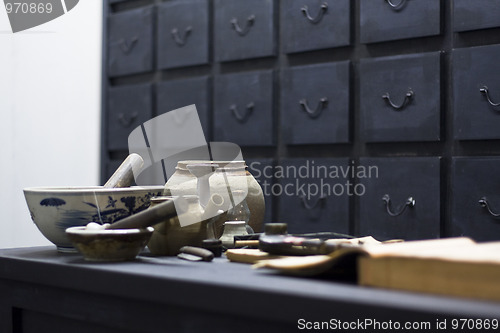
214,70,274,146
360,52,441,143
105,160,122,182
277,158,350,234
281,61,350,145
157,0,209,69
358,157,441,241
107,84,153,150
108,6,154,77
214,0,276,62
157,76,210,140
451,157,500,241
247,158,274,223
453,44,500,140
281,0,350,54
453,0,500,32
360,0,440,44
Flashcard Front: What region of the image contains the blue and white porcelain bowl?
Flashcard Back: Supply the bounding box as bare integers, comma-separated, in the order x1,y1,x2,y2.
23,186,164,252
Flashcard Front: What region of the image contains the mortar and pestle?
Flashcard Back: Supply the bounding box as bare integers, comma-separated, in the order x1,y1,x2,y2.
65,155,224,260
23,154,165,252
64,154,189,261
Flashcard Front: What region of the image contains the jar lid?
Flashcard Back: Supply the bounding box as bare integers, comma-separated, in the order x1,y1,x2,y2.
264,223,288,235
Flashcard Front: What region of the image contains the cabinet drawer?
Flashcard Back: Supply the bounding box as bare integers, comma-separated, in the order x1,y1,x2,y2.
214,70,274,146
157,77,210,139
358,157,440,241
453,44,500,140
157,0,209,69
360,0,440,44
107,6,154,77
359,52,441,142
247,158,274,224
281,0,350,54
451,157,500,241
281,61,350,145
453,0,500,32
214,0,276,62
107,84,153,150
277,158,350,234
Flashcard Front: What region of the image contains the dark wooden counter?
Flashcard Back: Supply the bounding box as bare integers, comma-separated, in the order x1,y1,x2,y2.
0,246,499,332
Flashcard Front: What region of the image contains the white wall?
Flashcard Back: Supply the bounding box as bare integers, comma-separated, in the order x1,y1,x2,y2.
0,1,102,248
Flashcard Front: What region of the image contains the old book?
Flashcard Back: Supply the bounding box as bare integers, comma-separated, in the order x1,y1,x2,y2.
358,237,500,301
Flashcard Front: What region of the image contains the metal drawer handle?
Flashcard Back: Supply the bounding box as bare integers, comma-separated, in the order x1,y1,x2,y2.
382,89,414,110
230,102,254,123
385,0,407,11
382,194,415,217
299,97,328,118
230,15,255,36
300,194,327,210
171,26,192,46
117,112,138,127
301,2,328,24
479,197,500,217
118,37,138,54
480,86,500,107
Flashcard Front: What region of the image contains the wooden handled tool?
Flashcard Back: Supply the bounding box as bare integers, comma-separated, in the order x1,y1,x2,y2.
107,196,188,230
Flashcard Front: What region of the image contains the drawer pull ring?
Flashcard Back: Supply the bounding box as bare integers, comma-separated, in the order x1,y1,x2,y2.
118,112,138,127
299,97,328,118
230,15,255,36
301,2,328,24
230,102,254,123
300,194,327,211
171,26,192,46
118,37,138,54
480,86,500,107
385,0,407,11
382,194,415,217
479,197,500,217
382,89,413,110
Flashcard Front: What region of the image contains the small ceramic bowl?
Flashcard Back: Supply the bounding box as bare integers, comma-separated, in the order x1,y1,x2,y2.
23,186,164,252
65,226,154,261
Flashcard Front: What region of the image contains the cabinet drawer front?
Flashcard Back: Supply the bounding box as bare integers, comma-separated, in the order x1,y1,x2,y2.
157,77,210,139
451,157,500,241
360,52,441,142
214,0,276,62
277,158,350,234
453,44,500,140
247,159,274,224
108,6,154,77
358,157,441,241
157,0,209,69
107,84,153,150
360,0,440,44
281,61,350,144
214,70,274,146
281,0,350,54
453,0,500,32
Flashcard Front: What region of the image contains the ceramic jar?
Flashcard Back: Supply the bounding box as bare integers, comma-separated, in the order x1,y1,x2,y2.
147,196,208,256
219,221,249,249
164,160,265,237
